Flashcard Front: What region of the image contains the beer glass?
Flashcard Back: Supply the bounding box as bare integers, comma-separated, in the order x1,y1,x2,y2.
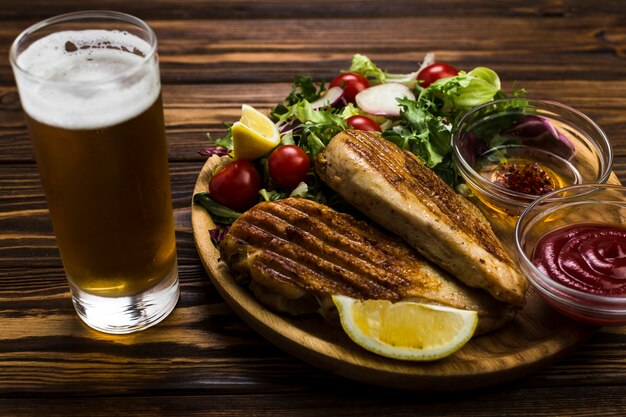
10,11,179,334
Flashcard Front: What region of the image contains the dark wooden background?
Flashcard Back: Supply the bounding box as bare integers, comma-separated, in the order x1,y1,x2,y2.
2,1,626,415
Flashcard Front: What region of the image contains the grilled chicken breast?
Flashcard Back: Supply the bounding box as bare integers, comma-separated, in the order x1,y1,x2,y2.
315,130,527,306
221,198,515,334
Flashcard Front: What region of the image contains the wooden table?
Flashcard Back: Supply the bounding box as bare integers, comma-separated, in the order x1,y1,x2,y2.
2,1,626,415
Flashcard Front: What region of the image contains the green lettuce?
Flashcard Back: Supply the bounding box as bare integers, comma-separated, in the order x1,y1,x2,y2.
382,67,509,185
193,192,241,224
349,53,386,84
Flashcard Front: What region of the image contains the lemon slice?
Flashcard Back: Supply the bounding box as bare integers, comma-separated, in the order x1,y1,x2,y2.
232,104,280,161
332,295,478,361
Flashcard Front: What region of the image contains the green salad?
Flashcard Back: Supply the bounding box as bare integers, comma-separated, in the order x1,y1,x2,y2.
194,53,525,240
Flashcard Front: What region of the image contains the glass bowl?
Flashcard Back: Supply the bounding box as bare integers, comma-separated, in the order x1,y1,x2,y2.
515,184,626,325
453,98,613,216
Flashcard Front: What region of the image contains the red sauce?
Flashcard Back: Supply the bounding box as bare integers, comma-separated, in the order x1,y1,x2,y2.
532,223,626,296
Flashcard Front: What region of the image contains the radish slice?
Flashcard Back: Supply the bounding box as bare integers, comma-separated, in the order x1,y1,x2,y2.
310,86,344,109
385,53,436,86
355,83,415,117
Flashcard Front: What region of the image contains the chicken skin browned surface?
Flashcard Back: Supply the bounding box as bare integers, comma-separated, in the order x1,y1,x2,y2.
315,130,527,307
221,198,515,334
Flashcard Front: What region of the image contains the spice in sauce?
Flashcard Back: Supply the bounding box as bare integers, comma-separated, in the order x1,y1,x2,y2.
494,161,555,195
532,223,626,296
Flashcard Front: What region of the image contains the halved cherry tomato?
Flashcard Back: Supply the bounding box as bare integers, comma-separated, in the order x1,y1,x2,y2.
417,63,459,88
346,115,382,132
329,72,370,103
209,160,261,212
268,145,310,191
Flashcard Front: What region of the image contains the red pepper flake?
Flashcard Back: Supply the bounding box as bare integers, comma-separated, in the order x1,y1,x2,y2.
494,162,554,195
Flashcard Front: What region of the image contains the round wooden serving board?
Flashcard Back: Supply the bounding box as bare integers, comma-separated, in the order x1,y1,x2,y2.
191,155,599,391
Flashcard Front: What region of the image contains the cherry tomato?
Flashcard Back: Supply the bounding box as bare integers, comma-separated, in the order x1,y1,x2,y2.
329,72,370,103
417,63,459,88
209,160,261,212
346,115,382,132
268,145,311,191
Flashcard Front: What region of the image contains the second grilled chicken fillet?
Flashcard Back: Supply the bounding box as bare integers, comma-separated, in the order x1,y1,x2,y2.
315,130,527,306
221,198,515,334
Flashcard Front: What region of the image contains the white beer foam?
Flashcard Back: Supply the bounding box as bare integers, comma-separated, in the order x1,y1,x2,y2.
15,30,160,130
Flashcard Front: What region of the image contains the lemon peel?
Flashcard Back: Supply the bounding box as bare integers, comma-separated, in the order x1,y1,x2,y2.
332,295,477,361
232,104,280,161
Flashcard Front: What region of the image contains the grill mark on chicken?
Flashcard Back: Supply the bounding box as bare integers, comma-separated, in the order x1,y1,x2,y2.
255,204,417,291
221,198,517,333
315,130,527,306
224,202,412,299
344,130,507,262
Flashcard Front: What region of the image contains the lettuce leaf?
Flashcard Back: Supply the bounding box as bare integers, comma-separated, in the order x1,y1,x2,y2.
349,53,386,84
349,53,430,87
384,67,509,185
203,55,521,202
193,192,242,224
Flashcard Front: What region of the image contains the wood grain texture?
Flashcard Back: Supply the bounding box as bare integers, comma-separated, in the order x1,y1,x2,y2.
2,386,626,417
2,0,626,21
2,0,626,414
1,13,626,84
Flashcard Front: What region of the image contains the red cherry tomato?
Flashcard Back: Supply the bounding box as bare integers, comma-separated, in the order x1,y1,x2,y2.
417,63,459,88
346,115,382,132
268,145,311,191
209,160,261,212
329,72,370,103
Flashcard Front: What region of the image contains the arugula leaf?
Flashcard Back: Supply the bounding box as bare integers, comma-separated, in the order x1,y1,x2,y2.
385,67,511,187
271,95,348,158
213,123,233,149
301,121,345,156
277,75,324,109
193,192,242,224
385,97,451,168
259,188,288,201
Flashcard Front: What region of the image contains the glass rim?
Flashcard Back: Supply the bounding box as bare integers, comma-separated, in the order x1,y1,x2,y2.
452,97,614,203
514,183,626,306
9,10,157,87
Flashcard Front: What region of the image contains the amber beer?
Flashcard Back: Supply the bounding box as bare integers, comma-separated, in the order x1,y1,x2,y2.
26,95,176,297
11,12,179,333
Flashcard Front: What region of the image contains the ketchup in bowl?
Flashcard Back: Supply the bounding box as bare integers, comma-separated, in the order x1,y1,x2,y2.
532,223,626,296
515,183,626,325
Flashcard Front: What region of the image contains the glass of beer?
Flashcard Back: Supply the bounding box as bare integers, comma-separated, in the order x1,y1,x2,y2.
10,11,179,334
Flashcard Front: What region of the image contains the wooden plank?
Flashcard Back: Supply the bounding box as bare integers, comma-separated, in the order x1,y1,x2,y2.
1,15,626,84
0,0,625,21
2,386,626,416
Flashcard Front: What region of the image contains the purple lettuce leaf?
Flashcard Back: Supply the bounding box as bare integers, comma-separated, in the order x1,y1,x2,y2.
198,145,231,157
501,115,575,159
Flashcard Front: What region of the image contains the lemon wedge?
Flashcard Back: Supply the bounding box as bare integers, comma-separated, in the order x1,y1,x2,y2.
332,295,478,361
232,104,280,161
